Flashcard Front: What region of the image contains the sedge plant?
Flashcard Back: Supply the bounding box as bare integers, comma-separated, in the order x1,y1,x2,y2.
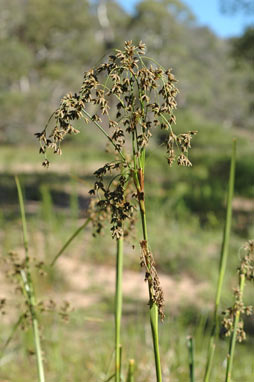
36,41,197,381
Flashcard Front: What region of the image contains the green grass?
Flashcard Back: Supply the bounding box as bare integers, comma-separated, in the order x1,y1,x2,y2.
1,307,254,382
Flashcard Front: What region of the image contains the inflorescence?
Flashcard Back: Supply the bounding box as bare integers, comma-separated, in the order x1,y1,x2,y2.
36,41,197,318
222,240,254,342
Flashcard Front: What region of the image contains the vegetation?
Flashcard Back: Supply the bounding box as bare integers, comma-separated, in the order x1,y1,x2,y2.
0,0,253,144
0,0,253,381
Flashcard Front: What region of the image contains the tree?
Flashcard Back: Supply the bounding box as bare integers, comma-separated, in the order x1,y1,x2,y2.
0,0,102,142
220,0,254,14
233,27,254,65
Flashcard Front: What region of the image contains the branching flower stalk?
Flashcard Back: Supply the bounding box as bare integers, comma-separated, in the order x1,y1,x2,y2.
15,176,45,382
204,140,236,382
36,41,197,381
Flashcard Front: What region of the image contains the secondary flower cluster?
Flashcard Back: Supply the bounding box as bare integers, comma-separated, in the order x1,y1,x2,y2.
89,162,133,239
140,240,164,319
3,251,71,328
222,240,254,342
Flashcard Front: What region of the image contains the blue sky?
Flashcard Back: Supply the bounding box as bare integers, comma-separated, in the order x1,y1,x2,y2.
117,0,254,38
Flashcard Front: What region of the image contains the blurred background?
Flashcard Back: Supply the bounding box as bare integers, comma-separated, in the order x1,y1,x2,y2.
0,0,253,381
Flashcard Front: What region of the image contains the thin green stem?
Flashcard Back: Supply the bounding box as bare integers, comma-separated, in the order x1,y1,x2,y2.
41,111,55,135
142,56,166,71
15,177,29,256
132,132,137,170
187,336,195,382
81,109,127,164
215,140,236,313
0,314,24,357
51,217,91,266
225,273,245,382
204,139,236,382
15,176,45,382
103,374,115,382
20,270,45,382
115,238,123,382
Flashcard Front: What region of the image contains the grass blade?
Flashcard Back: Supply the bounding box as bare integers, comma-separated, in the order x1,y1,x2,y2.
15,176,45,382
187,336,195,382
204,139,236,382
0,314,24,357
103,374,115,382
50,217,91,266
115,238,123,382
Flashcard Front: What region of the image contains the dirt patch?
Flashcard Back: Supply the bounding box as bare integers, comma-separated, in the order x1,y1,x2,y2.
53,256,208,311
0,251,209,321
233,197,254,212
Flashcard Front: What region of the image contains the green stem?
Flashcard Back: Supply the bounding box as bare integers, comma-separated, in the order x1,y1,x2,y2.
204,139,236,382
15,176,45,382
149,301,162,382
225,273,245,382
137,165,162,382
82,109,127,163
51,218,91,266
1,314,24,357
115,237,123,382
187,336,195,382
132,133,162,380
20,270,45,382
126,359,135,382
104,374,115,382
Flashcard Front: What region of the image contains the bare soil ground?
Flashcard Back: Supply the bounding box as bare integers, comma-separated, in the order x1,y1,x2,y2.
50,256,209,312
0,254,208,325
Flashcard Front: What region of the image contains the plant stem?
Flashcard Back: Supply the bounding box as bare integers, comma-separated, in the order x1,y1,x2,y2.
51,217,91,266
15,176,45,382
20,270,45,382
126,359,135,382
136,156,162,382
149,301,162,382
1,314,24,357
204,139,236,382
115,237,123,382
225,273,245,382
82,109,127,163
187,336,195,382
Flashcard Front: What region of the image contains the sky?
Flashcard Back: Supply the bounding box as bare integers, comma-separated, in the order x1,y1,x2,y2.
117,0,254,38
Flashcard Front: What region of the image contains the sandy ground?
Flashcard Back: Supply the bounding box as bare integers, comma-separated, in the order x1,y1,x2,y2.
0,254,208,319
48,256,209,312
